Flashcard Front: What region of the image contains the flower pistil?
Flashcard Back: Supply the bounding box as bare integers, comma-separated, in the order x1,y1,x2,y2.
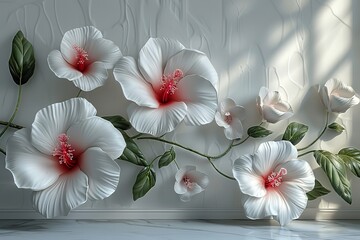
160,69,183,103
265,167,287,188
73,45,89,72
53,133,76,168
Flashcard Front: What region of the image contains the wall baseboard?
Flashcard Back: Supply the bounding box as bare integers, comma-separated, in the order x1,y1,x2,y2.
0,208,359,219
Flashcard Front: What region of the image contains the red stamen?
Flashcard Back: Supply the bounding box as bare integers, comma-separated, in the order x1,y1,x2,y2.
224,112,232,124
183,176,194,189
160,69,183,103
73,45,89,72
265,168,287,188
53,134,76,169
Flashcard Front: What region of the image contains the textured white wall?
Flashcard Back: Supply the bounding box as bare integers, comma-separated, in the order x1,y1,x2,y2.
0,0,359,219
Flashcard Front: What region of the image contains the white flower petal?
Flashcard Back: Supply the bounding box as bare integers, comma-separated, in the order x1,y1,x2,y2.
176,75,218,126
5,129,64,191
233,154,266,198
32,168,88,218
79,147,120,200
188,170,209,189
87,38,122,69
219,98,236,114
280,160,315,193
229,105,246,121
253,141,297,177
164,49,218,90
31,98,97,155
215,111,229,128
138,38,185,89
60,26,103,64
174,182,187,194
180,193,191,202
262,103,293,123
113,56,159,108
330,95,360,113
72,62,108,91
175,166,195,182
319,86,331,112
47,50,82,80
225,118,244,140
127,102,187,136
242,193,276,221
188,183,205,195
66,116,125,159
258,87,269,101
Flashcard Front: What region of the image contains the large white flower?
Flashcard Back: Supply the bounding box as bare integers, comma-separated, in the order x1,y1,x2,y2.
174,166,209,202
215,98,245,140
257,87,293,123
232,141,315,226
319,78,360,113
113,38,218,136
5,98,125,218
48,26,122,91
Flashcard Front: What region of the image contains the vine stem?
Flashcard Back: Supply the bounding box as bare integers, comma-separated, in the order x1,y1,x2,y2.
0,121,23,129
173,159,180,170
298,112,329,151
149,155,162,167
0,82,22,139
0,148,6,155
137,136,234,160
232,136,250,147
206,157,235,180
298,150,315,157
76,89,82,97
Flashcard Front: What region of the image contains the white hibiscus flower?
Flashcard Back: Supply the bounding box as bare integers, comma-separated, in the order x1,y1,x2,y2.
113,38,218,136
232,141,315,226
48,26,122,91
5,98,125,218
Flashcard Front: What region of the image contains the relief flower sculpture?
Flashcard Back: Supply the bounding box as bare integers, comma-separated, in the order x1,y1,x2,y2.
319,78,360,113
232,141,315,226
174,166,209,202
48,26,122,91
113,38,218,136
5,98,125,218
215,98,246,140
257,87,293,123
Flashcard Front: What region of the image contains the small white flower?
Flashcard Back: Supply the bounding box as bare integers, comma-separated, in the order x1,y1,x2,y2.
256,87,293,123
113,38,218,136
174,166,209,202
215,98,245,140
48,26,122,91
319,78,360,113
232,141,315,226
5,98,125,218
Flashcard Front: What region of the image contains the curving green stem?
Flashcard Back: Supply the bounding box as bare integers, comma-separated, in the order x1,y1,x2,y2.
298,112,329,151
298,150,315,158
76,89,82,97
173,159,180,170
149,155,162,167
0,147,6,155
0,121,23,129
232,136,250,147
206,157,235,180
0,82,22,139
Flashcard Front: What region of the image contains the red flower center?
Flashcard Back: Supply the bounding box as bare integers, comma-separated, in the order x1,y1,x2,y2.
160,69,183,103
53,133,76,169
224,112,232,124
265,168,287,188
182,176,194,189
73,45,89,72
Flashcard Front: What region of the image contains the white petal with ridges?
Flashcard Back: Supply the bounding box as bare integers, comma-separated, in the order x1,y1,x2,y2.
174,182,187,194
87,38,122,68
215,111,229,128
164,49,218,90
67,116,125,159
219,98,236,114
79,147,120,200
139,38,185,89
280,160,315,192
253,141,297,177
72,62,108,91
113,56,159,108
5,129,64,191
188,170,209,189
47,50,82,80
330,95,360,113
31,98,97,155
225,118,244,140
229,105,246,121
32,168,88,218
128,102,187,136
233,154,266,198
176,75,217,126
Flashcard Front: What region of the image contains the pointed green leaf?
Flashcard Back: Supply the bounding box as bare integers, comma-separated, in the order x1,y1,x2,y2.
314,150,352,204
247,126,272,138
158,147,176,168
282,122,308,145
338,147,360,178
328,123,345,133
133,167,156,201
102,115,132,130
8,31,35,85
307,180,331,200
119,131,147,166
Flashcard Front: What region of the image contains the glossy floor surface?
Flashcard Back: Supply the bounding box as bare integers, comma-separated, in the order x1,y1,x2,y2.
0,219,359,240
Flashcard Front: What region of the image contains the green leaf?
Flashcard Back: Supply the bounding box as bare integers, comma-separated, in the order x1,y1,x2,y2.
307,180,331,200
8,31,35,85
247,126,272,138
133,167,156,201
314,150,352,204
102,115,132,130
158,147,176,168
119,131,147,166
328,123,345,133
338,147,360,177
282,122,309,145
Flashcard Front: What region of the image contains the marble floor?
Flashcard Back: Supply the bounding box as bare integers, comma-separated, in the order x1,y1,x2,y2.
0,219,359,240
